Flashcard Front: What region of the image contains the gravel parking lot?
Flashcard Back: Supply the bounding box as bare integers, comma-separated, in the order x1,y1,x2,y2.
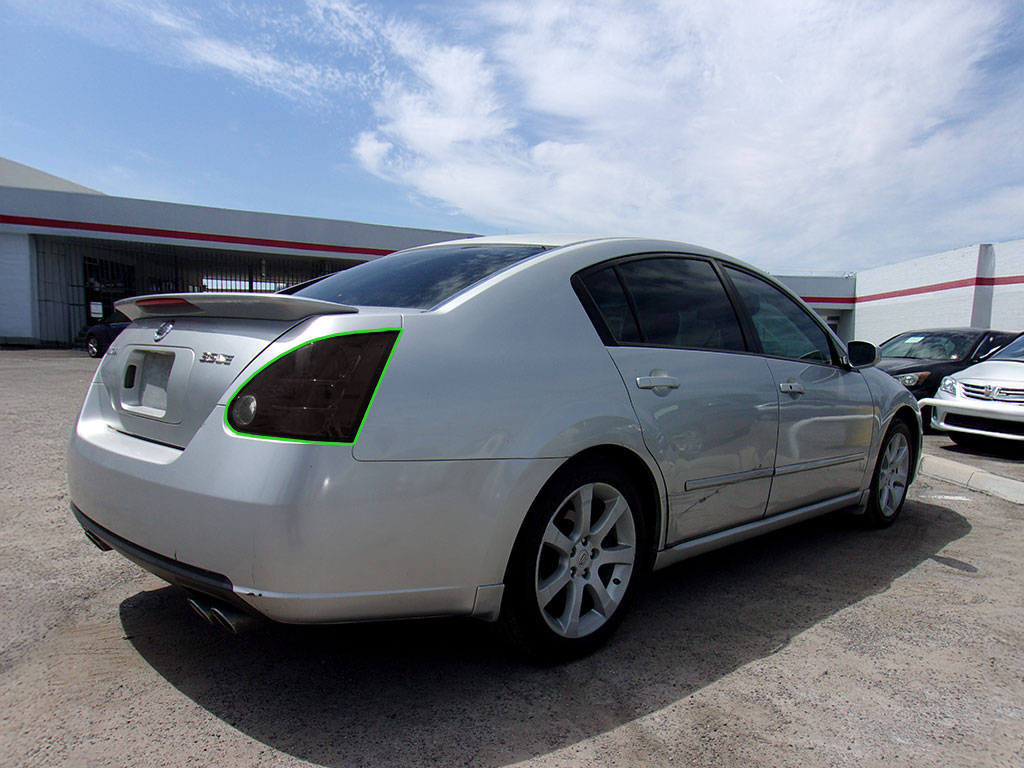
1,350,1022,768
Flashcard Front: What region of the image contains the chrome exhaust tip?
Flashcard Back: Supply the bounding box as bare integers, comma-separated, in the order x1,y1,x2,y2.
209,604,262,635
186,595,216,624
186,594,261,634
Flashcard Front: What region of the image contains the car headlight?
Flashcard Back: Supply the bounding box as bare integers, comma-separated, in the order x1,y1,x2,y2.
893,371,929,387
939,376,958,396
226,329,400,443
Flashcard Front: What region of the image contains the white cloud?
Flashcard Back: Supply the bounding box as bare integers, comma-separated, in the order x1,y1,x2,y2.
5,0,1022,269
356,0,1024,269
180,35,348,98
3,0,350,101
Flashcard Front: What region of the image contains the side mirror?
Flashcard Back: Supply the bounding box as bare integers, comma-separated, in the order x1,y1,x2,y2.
846,340,880,369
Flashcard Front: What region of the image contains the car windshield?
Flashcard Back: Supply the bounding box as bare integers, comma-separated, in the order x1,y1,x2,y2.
992,334,1024,362
879,331,978,361
293,244,546,309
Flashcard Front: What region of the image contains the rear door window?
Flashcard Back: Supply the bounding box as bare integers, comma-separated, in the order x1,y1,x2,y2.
578,256,746,352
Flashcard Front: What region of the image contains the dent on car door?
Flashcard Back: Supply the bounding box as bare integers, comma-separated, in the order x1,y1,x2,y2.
576,256,779,547
723,267,875,515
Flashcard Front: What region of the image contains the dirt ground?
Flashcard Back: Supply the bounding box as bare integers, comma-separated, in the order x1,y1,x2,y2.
0,350,1021,768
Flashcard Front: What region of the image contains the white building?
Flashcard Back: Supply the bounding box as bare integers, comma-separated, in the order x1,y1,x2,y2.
1,157,1021,347
777,239,1024,342
0,157,468,346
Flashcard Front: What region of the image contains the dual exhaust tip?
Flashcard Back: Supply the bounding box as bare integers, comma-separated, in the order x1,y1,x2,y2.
79,526,261,634
186,595,262,635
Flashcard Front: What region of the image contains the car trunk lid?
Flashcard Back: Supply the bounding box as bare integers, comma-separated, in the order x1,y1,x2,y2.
95,293,358,448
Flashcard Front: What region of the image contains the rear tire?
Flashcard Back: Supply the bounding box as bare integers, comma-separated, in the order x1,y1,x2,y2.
498,460,649,661
865,421,912,528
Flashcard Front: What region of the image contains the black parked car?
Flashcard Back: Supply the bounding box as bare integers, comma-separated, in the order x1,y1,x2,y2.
84,310,131,357
877,327,1020,425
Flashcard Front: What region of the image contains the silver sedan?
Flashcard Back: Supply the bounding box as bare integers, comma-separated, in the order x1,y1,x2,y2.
68,235,920,659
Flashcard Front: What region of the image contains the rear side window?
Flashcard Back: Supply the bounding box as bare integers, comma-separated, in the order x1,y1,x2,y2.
725,266,835,364
578,256,746,352
294,244,546,309
578,268,642,343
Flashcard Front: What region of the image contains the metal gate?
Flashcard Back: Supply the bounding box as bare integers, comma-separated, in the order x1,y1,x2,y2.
33,235,353,345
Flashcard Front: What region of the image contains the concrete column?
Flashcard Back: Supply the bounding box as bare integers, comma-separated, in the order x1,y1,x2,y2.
970,244,995,328
0,233,39,344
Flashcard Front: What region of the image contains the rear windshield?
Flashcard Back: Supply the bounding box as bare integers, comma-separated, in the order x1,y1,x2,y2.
293,244,546,309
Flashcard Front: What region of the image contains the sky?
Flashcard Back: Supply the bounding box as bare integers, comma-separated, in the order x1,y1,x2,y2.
1,0,1022,273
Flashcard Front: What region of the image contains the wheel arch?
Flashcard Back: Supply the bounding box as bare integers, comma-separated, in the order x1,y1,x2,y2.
885,405,922,483
504,444,665,581
494,443,665,657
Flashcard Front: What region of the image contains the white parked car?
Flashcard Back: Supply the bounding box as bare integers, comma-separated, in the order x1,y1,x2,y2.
920,332,1024,447
68,235,920,659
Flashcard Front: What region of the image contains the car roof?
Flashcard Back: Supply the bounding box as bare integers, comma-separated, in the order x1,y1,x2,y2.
418,234,621,248
405,234,739,265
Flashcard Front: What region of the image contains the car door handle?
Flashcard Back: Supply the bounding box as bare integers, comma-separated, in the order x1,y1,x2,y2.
779,381,805,394
637,375,680,390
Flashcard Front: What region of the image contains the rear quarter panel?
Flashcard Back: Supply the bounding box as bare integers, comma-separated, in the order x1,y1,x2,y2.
352,248,649,464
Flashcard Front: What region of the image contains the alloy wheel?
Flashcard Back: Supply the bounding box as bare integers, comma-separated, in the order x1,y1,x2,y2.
534,482,637,639
877,430,910,518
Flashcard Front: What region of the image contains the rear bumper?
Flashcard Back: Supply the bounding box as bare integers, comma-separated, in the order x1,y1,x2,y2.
73,504,254,613
68,384,555,624
76,500,506,622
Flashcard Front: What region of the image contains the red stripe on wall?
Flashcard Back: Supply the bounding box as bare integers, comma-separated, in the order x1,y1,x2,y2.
982,275,1024,287
855,277,977,302
799,296,856,304
802,273,1024,306
0,214,395,257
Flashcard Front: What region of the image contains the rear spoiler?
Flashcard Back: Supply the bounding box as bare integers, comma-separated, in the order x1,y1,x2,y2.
115,292,358,322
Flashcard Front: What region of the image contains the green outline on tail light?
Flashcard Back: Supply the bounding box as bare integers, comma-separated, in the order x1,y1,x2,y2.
223,327,403,446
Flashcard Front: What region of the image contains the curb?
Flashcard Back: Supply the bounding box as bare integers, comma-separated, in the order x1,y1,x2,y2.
920,455,1024,505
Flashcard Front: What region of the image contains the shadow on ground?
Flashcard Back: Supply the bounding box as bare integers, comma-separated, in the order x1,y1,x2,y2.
935,437,1024,461
121,501,968,768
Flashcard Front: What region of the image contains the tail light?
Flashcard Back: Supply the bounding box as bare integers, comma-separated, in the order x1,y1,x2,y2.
226,329,400,444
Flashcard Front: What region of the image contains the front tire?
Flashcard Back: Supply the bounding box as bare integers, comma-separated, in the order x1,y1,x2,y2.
498,460,649,661
86,335,102,358
865,421,912,528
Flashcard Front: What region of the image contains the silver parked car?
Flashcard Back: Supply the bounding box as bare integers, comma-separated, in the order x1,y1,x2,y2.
920,332,1024,447
68,235,920,659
